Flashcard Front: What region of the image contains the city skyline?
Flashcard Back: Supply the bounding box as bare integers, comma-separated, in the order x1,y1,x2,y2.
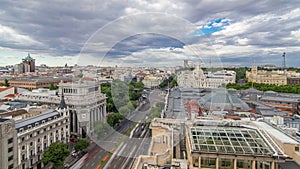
0,1,300,67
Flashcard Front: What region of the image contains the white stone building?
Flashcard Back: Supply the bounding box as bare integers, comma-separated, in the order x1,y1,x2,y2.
142,75,164,88
15,80,107,138
16,105,70,169
0,118,18,169
177,62,236,88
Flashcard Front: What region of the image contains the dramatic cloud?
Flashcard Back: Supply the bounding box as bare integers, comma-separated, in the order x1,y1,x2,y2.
0,0,299,66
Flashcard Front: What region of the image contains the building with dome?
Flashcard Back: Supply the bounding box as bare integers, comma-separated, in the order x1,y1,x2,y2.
22,53,35,72
13,53,35,74
177,61,236,88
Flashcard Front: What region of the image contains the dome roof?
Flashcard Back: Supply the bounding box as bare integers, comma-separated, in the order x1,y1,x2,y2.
23,53,34,61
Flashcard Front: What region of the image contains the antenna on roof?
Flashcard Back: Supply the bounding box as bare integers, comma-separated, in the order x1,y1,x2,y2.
282,52,286,70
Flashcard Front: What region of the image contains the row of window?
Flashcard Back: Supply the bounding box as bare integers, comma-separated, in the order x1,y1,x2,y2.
19,116,69,137
63,88,78,94
21,126,68,146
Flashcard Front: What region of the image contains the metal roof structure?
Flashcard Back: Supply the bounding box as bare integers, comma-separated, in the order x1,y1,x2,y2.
10,76,72,83
200,88,251,111
0,118,10,122
253,121,300,144
189,126,275,156
15,109,60,131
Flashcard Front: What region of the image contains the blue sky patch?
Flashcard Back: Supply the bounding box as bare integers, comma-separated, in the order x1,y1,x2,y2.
192,18,230,36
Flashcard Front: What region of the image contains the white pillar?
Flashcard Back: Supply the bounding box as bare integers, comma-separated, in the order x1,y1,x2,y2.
90,111,92,129
198,156,201,169
252,160,256,169
90,110,94,130
271,161,275,169
100,106,103,120
234,159,237,169
216,157,219,169
96,108,100,121
73,111,77,133
103,104,106,120
71,111,76,132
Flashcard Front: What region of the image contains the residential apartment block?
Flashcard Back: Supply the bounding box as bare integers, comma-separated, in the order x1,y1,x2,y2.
0,96,70,169
16,105,70,169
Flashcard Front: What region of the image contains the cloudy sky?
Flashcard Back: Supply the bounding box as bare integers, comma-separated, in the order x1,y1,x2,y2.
0,0,299,67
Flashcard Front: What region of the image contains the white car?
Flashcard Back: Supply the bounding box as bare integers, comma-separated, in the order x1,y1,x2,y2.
71,150,77,157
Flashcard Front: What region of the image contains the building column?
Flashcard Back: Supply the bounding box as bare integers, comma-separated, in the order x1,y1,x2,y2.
100,107,103,120
48,132,50,146
98,107,102,121
100,106,103,120
90,111,92,130
252,160,256,169
198,156,201,169
90,110,94,131
216,157,219,169
271,161,275,169
41,138,44,152
97,107,100,121
93,109,96,123
58,129,61,143
73,112,76,133
103,104,106,120
70,111,75,135
94,108,98,121
233,159,237,169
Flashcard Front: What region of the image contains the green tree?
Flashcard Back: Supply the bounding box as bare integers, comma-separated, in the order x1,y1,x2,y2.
223,67,250,82
226,82,300,94
42,142,70,169
159,76,178,88
49,83,58,90
172,78,178,87
107,113,124,127
101,80,144,115
74,139,89,151
94,121,111,139
4,79,9,87
135,81,144,88
118,106,130,116
130,100,137,108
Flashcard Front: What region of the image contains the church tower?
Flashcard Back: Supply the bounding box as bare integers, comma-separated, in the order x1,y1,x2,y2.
56,89,69,117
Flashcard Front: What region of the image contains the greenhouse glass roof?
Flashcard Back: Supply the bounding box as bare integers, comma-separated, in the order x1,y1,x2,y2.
189,126,274,156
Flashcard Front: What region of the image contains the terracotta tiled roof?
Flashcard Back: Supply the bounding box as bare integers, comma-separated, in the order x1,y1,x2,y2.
82,77,95,81
0,86,14,92
0,109,28,117
4,94,15,99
